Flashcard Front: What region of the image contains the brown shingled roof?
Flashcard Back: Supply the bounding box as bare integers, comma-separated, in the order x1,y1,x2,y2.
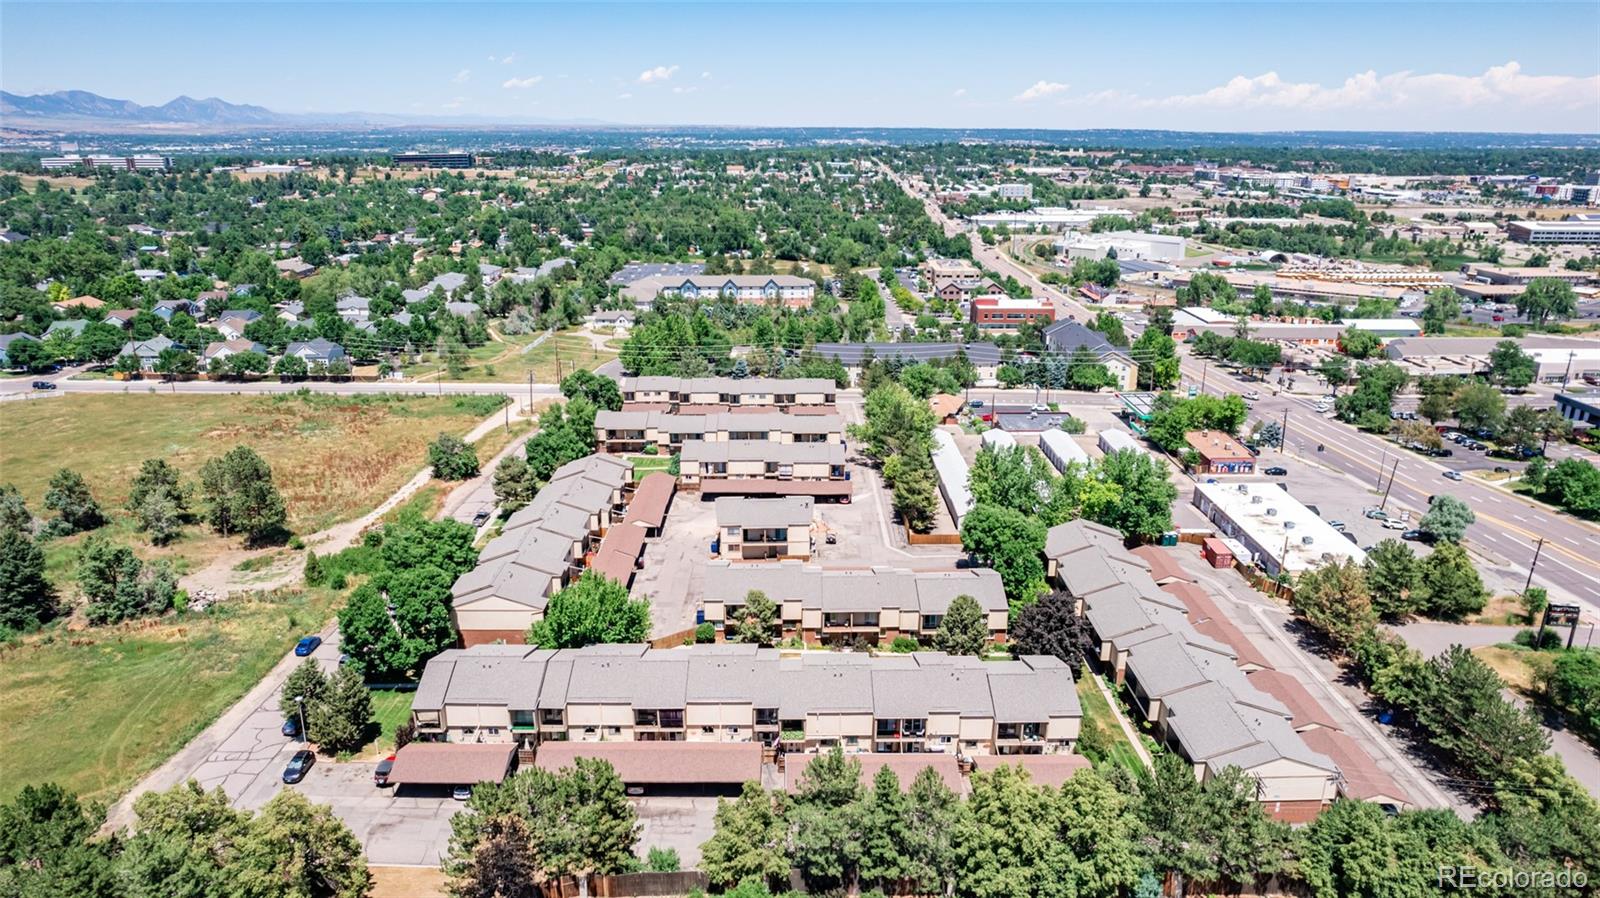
1300,727,1410,808
1129,545,1193,585
1193,616,1274,671
627,472,675,529
388,742,517,786
700,479,853,498
785,752,966,795
1161,581,1227,623
1247,669,1342,732
976,753,1092,788
534,741,762,785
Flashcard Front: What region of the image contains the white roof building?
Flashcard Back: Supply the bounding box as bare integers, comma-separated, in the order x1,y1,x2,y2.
931,429,974,529
1191,481,1366,577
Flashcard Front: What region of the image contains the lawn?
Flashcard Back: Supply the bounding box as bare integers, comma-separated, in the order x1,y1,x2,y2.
403,331,616,384
1075,667,1148,777
0,391,505,535
0,587,338,804
360,688,417,760
628,455,674,480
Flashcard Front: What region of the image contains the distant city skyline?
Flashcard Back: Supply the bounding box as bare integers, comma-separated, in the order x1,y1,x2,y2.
3,1,1598,132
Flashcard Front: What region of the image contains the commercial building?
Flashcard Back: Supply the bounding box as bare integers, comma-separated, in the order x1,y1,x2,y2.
917,258,981,292
1038,429,1091,472
969,297,1055,332
620,376,836,409
997,182,1033,200
678,440,850,498
1384,336,1600,382
449,456,634,645
1461,264,1594,286
966,207,1134,232
1555,392,1600,427
42,154,172,171
1506,220,1600,244
931,428,974,528
394,152,475,169
1184,430,1256,474
411,643,1080,760
593,410,843,454
1191,481,1366,577
702,562,1010,648
1056,232,1187,263
715,497,814,560
621,274,816,309
1042,521,1346,821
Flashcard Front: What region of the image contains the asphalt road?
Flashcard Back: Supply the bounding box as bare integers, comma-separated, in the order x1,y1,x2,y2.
896,171,1600,621
1,372,564,403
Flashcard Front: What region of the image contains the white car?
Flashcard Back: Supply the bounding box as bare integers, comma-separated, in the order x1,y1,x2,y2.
1243,391,1261,401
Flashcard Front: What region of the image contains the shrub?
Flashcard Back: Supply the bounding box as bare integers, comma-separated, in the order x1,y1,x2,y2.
889,635,920,653
695,622,716,644
646,846,680,872
328,572,348,590
1514,628,1564,650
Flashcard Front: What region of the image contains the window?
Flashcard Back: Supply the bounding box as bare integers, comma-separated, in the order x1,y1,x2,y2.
659,709,684,728
755,708,779,726
634,709,658,727
583,726,597,736
510,710,536,729
701,726,716,735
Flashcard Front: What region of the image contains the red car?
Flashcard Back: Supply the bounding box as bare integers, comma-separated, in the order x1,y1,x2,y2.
1492,314,1504,322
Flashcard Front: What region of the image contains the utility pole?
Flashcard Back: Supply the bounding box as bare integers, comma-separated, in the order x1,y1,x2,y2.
1378,458,1399,512
527,371,534,413
1523,537,1545,594
1280,408,1289,454
1377,446,1388,490
1200,361,1209,394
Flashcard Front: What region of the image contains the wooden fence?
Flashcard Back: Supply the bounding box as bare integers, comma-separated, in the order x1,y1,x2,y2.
539,871,708,898
904,524,963,545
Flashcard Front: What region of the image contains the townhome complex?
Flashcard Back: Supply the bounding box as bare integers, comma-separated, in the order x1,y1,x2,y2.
593,409,844,454
700,561,1009,647
714,497,815,560
678,440,851,498
1042,520,1404,820
410,643,1080,765
621,274,817,308
619,376,837,409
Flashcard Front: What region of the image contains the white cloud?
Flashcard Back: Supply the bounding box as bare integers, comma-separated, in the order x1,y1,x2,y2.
1145,61,1598,113
672,85,698,95
637,64,679,84
502,75,543,90
501,52,518,65
452,69,471,84
952,88,967,98
701,71,712,80
1013,80,1068,102
617,92,633,100
441,97,466,110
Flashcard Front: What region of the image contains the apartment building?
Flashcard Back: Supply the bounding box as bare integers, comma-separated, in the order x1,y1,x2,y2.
678,440,850,498
1505,220,1600,244
1043,520,1346,822
394,152,475,168
1042,320,1139,390
811,342,1005,384
42,154,172,171
620,376,837,409
917,257,982,291
701,560,1008,647
969,297,1056,332
622,274,816,309
449,456,631,645
593,410,844,454
411,643,1080,759
716,497,814,560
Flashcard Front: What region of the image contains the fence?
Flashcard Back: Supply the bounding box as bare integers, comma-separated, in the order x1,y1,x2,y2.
649,627,699,648
904,523,963,546
539,871,708,898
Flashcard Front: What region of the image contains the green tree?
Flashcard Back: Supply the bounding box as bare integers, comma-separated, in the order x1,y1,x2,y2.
955,763,1054,897
1338,327,1382,359
199,446,287,544
1419,494,1474,543
0,523,55,631
281,660,329,727
730,589,780,646
934,594,989,656
1541,650,1600,742
1486,340,1536,390
307,665,373,753
902,765,962,896
1420,287,1461,335
447,814,541,898
491,456,536,513
699,782,791,891
1045,767,1146,898
1411,542,1487,620
1451,381,1505,434
1296,799,1416,898
1516,277,1577,326
428,432,480,480
1363,540,1420,618
560,370,623,411
1539,457,1600,518
1131,327,1179,390
118,781,249,898
1008,590,1086,668
0,783,117,898
1093,449,1177,541
1291,558,1376,652
127,458,188,544
858,765,912,890
1317,354,1351,393
230,789,370,898
883,445,940,533
1415,645,1549,784
0,484,31,533
528,571,650,648
43,468,103,533
790,748,865,893
960,504,1046,604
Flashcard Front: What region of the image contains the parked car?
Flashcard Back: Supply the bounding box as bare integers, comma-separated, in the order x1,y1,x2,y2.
1492,314,1505,322
30,380,56,390
282,750,315,784
471,509,491,527
1364,508,1388,520
451,785,473,801
1443,470,1463,481
1402,529,1437,544
968,400,985,409
374,755,396,787
1493,466,1511,474
294,635,322,657
1327,521,1347,531
281,717,300,739
1383,519,1408,530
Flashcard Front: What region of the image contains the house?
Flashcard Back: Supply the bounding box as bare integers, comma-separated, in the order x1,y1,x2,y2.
284,339,346,366
444,301,482,318
410,643,1082,763
51,295,104,314
593,410,843,454
586,309,636,330
153,299,203,320
118,336,176,371
273,257,316,279
1041,320,1139,390
201,339,269,365
132,268,167,283
929,393,965,424
0,332,39,367
402,272,469,304
1183,430,1256,475
619,376,837,409
44,319,89,339
334,295,371,321
715,497,814,560
277,301,306,323
449,455,633,645
622,274,816,309
215,316,254,341
702,561,1010,647
103,309,137,329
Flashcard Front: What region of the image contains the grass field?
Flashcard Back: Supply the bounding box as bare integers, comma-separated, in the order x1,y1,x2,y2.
1075,667,1148,776
628,455,674,480
404,331,617,384
0,391,503,535
360,689,417,761
0,587,338,804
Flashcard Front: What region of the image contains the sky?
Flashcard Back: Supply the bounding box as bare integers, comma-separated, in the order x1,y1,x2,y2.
3,1,1599,132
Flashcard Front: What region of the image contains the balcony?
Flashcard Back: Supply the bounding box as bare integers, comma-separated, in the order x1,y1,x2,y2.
822,613,879,630
997,723,1045,742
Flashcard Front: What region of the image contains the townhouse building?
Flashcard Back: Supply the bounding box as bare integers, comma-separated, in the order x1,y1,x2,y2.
678,440,850,499
701,560,1008,647
622,274,816,309
411,643,1080,760
593,410,844,454
715,497,814,560
620,376,837,409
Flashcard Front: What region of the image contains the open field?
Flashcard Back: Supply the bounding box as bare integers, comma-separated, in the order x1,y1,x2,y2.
0,391,505,534
0,587,338,804
371,865,449,898
404,330,616,385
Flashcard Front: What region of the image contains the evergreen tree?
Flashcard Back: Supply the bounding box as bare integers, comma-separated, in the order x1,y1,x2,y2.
43,468,103,533
0,523,55,631
308,665,373,753
934,594,989,656
491,456,536,513
699,782,791,891
199,446,287,544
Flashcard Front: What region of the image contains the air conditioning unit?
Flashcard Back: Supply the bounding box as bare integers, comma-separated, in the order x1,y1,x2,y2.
1266,508,1279,517
1301,536,1315,546
1251,495,1263,504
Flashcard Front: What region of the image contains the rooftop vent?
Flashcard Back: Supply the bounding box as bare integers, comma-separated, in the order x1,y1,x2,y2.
1301,536,1315,546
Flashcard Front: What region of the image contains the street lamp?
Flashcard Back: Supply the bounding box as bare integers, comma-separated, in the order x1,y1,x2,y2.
294,695,307,744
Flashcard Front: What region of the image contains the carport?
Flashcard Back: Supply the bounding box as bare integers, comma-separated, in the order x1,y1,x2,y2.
388,742,517,791
533,741,763,796
699,479,853,501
